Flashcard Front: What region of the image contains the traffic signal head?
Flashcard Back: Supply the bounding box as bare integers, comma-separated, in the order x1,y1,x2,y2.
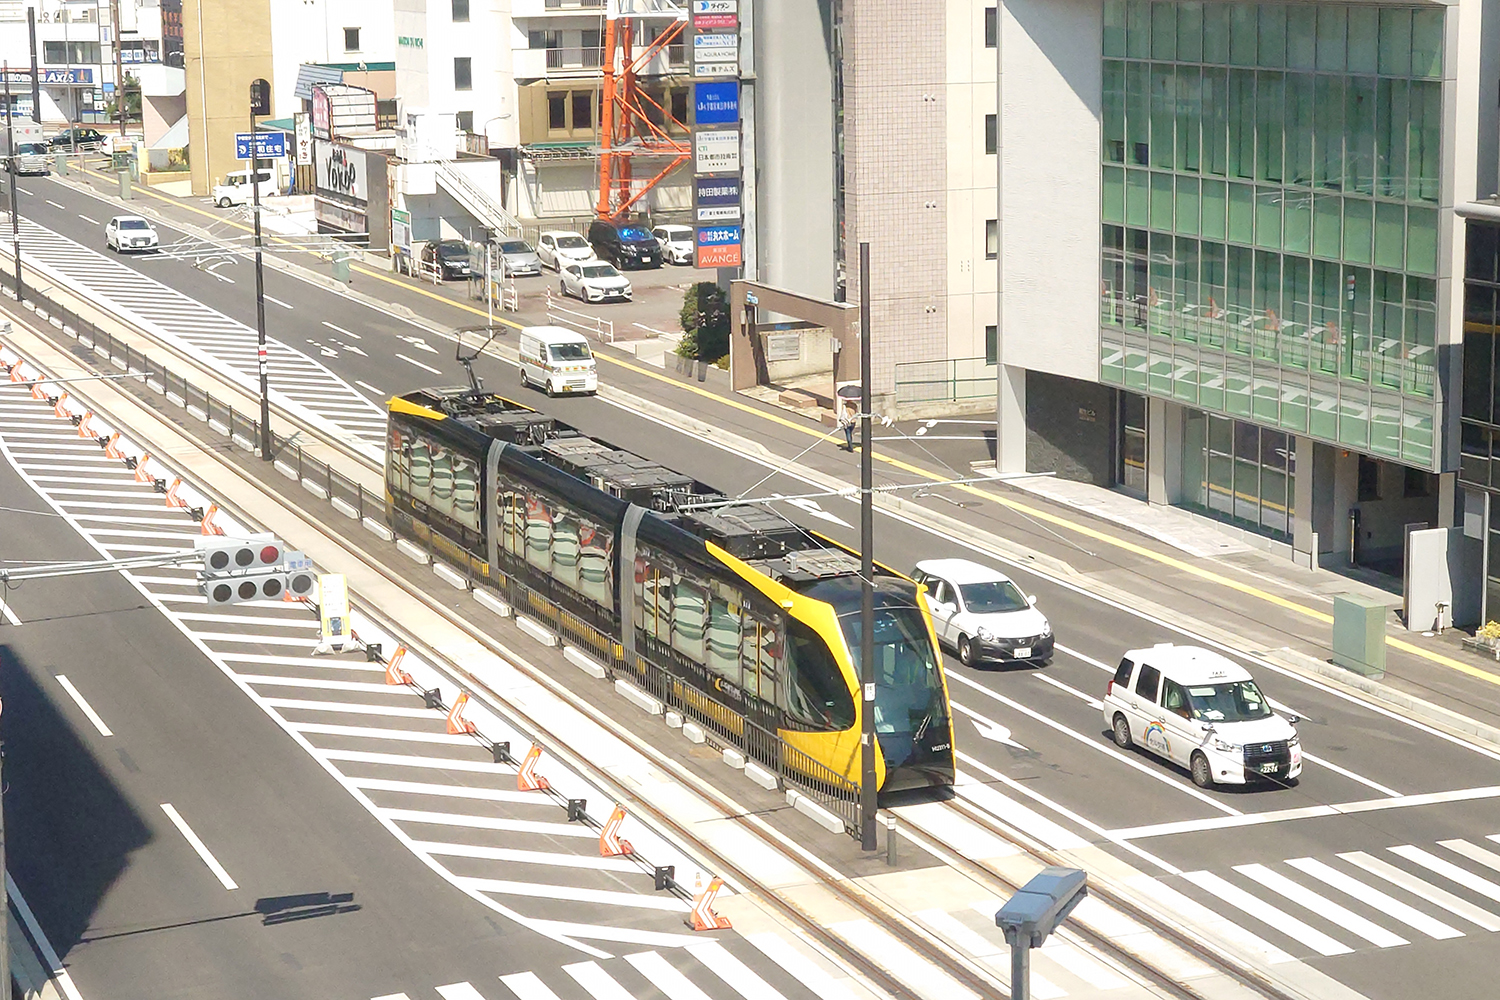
196,536,292,606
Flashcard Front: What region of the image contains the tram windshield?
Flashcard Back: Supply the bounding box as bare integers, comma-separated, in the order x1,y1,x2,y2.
839,607,947,739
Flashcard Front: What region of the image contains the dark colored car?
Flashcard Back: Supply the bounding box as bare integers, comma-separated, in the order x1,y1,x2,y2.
587,220,662,270
421,240,473,280
48,127,107,151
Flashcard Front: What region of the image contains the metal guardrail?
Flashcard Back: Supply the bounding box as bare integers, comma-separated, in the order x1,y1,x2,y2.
894,356,996,404
545,288,615,343
6,269,860,834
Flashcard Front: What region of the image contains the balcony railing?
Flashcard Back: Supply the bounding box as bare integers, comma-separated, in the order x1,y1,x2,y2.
545,46,604,70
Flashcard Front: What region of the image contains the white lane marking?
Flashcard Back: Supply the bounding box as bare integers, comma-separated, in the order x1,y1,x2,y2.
339,343,368,357
77,214,98,225
45,199,66,210
55,675,113,736
955,762,1091,851
238,675,392,694
383,808,597,839
355,380,385,396
953,701,1027,749
173,611,318,628
322,320,360,339
262,698,432,719
413,840,641,872
625,951,715,1000
350,777,546,804
1336,852,1500,931
208,270,235,284
1181,871,1352,956
499,972,565,1000
745,933,862,1000
18,188,31,195
193,632,323,647
317,748,509,773
1390,845,1500,903
1298,751,1400,796
290,721,477,745
1038,938,1130,991
819,924,982,1000
1234,863,1407,948
949,671,1241,816
535,918,702,949
265,295,293,310
160,803,238,889
563,961,639,1000
1031,671,1103,708
396,352,443,375
1123,874,1296,965
372,995,411,1000
436,985,487,1000
1440,838,1500,874
463,876,691,912
399,334,437,353
1285,857,1461,939
1114,806,1338,841
8,873,86,1000
1054,642,1115,672
0,593,19,625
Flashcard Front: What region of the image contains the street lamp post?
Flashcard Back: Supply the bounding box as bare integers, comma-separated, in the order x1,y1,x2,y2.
249,78,272,460
5,61,21,304
858,241,876,852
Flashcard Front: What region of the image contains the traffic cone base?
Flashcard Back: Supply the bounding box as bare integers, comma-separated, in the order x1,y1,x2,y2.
384,646,413,686
599,804,633,857
689,876,732,931
517,744,551,791
446,691,477,735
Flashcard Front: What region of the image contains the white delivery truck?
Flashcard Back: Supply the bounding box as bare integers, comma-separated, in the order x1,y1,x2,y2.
2,121,49,176
517,326,598,397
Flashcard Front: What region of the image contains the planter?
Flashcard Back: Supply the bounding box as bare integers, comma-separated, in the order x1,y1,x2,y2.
1461,635,1500,661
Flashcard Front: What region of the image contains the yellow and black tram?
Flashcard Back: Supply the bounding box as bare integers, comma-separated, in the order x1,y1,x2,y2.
385,387,955,795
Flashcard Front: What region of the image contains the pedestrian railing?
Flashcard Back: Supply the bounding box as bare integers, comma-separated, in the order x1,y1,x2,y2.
894,356,996,405
545,288,615,343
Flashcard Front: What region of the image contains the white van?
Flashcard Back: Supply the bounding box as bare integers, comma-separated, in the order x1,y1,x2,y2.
1101,644,1301,788
212,168,275,208
517,326,598,397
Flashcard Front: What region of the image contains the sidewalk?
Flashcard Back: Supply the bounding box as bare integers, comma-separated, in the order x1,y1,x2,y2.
51,161,1500,739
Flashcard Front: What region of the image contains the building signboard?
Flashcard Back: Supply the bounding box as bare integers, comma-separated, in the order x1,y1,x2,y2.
693,81,739,125
693,174,741,221
294,112,313,166
391,208,411,253
693,129,739,173
315,141,369,204
695,225,742,268
312,86,331,139
235,131,286,160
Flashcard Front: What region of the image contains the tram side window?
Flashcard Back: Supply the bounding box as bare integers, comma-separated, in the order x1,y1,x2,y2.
672,577,707,663
452,453,479,530
431,446,455,520
706,589,741,683
500,490,525,556
784,620,854,730
739,611,781,702
552,508,581,590
524,489,553,572
577,520,612,605
637,557,674,641
388,423,412,496
409,436,434,507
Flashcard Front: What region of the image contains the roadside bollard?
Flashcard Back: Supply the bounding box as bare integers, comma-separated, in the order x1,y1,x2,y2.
885,813,898,865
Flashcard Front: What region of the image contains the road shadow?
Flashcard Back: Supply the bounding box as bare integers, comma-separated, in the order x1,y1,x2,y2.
1,643,152,957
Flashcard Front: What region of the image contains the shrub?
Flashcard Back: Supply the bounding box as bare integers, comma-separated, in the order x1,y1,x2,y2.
677,281,729,363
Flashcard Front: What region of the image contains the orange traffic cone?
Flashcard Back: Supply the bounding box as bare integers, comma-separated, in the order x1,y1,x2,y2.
104,433,123,460
599,804,633,857
52,392,68,418
517,744,551,791
30,380,45,400
163,477,188,508
689,877,732,931
77,412,94,438
384,645,413,686
446,691,477,735
134,453,153,483
200,503,226,536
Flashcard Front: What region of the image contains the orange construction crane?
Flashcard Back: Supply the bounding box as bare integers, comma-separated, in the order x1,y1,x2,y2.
595,3,691,220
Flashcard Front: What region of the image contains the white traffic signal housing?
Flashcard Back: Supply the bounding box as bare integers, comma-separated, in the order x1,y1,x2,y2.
197,535,292,606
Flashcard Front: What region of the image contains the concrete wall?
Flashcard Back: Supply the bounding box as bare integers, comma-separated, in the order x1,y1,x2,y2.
755,0,836,302
393,0,515,149
1025,370,1114,487
143,92,185,147
945,0,998,367
268,0,396,120
996,0,1101,384
184,0,274,195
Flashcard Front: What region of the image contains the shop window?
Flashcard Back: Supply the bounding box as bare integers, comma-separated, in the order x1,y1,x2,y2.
1358,455,1382,501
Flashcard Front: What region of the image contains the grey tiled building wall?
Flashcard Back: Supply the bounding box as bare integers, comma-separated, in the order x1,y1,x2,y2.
842,0,950,394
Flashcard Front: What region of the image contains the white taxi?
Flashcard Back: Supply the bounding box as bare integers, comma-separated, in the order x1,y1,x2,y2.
1101,644,1301,788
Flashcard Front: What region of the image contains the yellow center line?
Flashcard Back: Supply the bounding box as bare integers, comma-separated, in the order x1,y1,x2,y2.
78,166,1499,688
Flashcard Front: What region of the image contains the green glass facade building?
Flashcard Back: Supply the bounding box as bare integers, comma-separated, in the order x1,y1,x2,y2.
1098,1,1445,473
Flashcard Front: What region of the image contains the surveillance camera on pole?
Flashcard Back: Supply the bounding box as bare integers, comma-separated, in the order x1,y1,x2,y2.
995,867,1088,1000
196,535,314,605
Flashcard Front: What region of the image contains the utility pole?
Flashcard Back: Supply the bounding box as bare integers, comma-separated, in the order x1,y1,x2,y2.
26,7,39,123
858,241,876,852
111,0,125,136
249,78,272,460
5,62,20,304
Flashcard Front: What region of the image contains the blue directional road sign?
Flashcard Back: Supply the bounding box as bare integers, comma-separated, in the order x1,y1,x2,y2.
235,132,286,160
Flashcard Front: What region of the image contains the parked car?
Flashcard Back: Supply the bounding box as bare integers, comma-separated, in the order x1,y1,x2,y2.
496,239,543,277
421,240,474,280
48,127,107,152
912,558,1053,667
105,215,159,253
211,167,274,208
587,219,662,270
12,142,49,176
653,224,695,265
1102,644,1301,788
559,261,633,303
537,231,596,271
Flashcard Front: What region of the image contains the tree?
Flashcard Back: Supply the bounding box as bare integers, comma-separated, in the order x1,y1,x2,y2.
677,281,729,362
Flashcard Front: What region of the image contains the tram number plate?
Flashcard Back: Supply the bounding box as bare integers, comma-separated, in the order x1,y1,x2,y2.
1013,647,1031,658
1258,762,1279,774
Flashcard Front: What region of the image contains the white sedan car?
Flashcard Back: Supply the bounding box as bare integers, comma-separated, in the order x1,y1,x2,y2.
105,215,159,253
652,224,695,265
560,262,633,303
537,230,597,271
912,558,1054,666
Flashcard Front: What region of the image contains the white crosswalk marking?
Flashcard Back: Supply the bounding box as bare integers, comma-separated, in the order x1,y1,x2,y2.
1337,851,1500,931
744,933,861,1000
1389,845,1500,903
1439,838,1500,874
563,961,638,1000
436,985,489,1000
1283,858,1461,939
626,951,715,1000
499,972,565,1000
688,941,799,1000
1038,939,1130,991
384,809,598,838
923,907,1062,999
1181,871,1353,956
1233,863,1407,948
457,875,691,912
1126,874,1295,965
370,994,412,1000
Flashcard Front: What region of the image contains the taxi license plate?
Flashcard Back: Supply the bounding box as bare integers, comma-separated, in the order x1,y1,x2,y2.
1258,762,1279,774
1013,647,1031,658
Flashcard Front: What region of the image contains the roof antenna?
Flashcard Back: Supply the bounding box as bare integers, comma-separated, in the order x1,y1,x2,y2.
454,324,506,394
